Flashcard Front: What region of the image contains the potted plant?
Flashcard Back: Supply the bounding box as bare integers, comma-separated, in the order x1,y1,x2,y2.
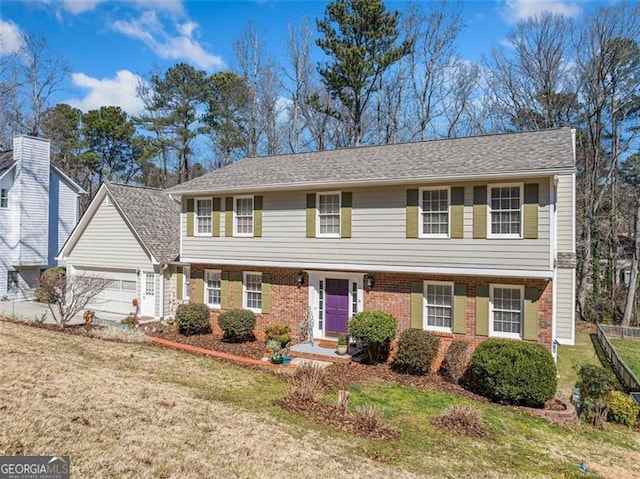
336,335,348,355
271,349,284,364
282,346,292,366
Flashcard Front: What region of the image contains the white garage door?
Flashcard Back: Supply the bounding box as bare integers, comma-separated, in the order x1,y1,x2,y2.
77,268,138,316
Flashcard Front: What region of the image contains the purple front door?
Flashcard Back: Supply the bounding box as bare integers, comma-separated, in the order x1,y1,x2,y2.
325,279,349,336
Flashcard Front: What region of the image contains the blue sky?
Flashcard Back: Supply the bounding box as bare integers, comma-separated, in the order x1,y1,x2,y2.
0,0,603,116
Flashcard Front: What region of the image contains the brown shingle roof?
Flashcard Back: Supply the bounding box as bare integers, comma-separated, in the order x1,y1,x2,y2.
166,127,575,195
105,183,180,263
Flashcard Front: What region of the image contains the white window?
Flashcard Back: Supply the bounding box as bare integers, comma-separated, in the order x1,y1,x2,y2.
424,281,453,332
317,192,340,237
183,266,191,300
490,285,523,338
489,184,522,238
420,187,449,237
318,279,325,331
205,269,221,307
234,196,254,236
195,198,212,235
0,188,8,208
121,280,137,292
244,272,262,311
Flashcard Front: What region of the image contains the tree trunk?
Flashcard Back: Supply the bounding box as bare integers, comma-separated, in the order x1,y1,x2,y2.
622,204,640,327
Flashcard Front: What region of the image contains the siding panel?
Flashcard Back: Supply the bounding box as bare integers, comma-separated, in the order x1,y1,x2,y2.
556,174,574,252
556,268,575,344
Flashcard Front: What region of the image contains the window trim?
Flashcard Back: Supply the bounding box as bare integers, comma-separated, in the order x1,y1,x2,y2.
234,195,254,237
0,188,9,209
419,186,450,239
243,271,262,313
316,191,341,238
487,183,523,239
423,280,454,333
183,265,191,300
489,284,524,339
194,197,213,236
204,268,221,309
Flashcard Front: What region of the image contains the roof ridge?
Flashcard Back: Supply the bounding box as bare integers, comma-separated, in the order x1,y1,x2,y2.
106,181,163,191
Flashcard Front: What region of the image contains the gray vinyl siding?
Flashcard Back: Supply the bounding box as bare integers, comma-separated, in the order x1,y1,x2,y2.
182,180,551,271
163,266,178,318
556,267,575,344
48,170,79,267
556,174,574,253
66,196,154,270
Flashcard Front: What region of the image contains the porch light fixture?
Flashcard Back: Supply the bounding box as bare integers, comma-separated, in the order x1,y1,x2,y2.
297,271,305,287
365,273,375,290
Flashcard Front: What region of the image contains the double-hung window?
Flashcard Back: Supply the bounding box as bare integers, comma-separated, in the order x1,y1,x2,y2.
424,281,453,332
490,285,523,338
205,269,221,308
317,193,340,237
195,198,212,235
420,187,449,237
244,272,262,311
489,184,522,238
0,188,8,208
235,196,254,236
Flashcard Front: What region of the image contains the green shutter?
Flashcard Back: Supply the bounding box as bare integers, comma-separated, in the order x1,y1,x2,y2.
186,198,195,237
254,195,263,238
450,187,465,239
410,282,423,329
523,287,539,341
523,184,539,239
406,189,419,239
306,193,316,238
212,198,221,237
475,284,489,336
453,283,467,334
225,197,233,237
261,273,271,314
232,272,243,308
221,271,229,309
473,186,487,239
176,267,184,300
194,270,204,303
341,192,352,238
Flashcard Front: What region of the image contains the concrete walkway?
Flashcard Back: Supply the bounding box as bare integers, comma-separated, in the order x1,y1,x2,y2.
0,299,125,326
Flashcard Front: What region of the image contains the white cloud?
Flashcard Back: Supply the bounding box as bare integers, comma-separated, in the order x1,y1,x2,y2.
501,0,582,23
65,70,146,115
0,19,25,55
111,11,223,70
51,0,184,15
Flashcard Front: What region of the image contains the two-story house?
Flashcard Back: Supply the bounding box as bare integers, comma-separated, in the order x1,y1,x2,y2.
166,127,577,351
0,135,85,300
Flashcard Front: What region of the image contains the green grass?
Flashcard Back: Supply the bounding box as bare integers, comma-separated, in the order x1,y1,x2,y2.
556,322,604,398
610,338,640,380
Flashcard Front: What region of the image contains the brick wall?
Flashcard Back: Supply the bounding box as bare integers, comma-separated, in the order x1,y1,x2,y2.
188,264,554,362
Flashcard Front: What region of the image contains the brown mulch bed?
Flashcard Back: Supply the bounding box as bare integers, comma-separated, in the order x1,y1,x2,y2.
277,394,399,441
143,323,266,360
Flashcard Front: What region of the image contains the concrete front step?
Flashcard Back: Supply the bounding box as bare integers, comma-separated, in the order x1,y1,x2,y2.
289,342,358,364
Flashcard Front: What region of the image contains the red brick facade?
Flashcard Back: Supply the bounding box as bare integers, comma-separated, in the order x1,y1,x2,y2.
189,264,553,358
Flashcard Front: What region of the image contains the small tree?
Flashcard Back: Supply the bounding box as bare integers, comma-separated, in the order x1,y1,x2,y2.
348,310,396,364
37,268,110,328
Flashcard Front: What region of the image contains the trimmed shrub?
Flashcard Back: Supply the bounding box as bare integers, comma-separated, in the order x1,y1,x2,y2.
348,310,397,364
392,329,440,375
607,391,639,426
34,266,66,303
576,364,615,428
175,303,211,336
217,308,256,342
265,324,291,348
470,339,556,407
440,340,474,384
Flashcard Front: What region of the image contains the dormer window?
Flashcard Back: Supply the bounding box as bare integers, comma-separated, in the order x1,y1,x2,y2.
0,188,8,208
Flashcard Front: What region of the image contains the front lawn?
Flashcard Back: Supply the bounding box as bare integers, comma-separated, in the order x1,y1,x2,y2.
610,338,640,380
1,320,639,478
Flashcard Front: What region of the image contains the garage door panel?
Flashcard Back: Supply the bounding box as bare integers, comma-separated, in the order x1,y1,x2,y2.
75,268,138,315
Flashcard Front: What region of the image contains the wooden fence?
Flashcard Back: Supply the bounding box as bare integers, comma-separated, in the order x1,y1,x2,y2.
596,324,640,392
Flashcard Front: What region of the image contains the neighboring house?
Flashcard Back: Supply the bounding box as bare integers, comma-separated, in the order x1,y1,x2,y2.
0,135,85,300
166,127,577,350
57,182,181,319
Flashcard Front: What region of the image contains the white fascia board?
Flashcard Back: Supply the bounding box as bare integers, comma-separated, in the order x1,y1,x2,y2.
0,163,16,182
166,167,576,197
180,257,554,280
50,163,87,194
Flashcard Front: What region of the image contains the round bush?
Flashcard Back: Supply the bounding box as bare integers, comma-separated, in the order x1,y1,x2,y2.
175,303,211,336
34,266,66,303
217,308,256,342
440,340,474,384
392,329,440,375
265,324,291,348
470,339,557,407
607,391,639,426
348,310,397,364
